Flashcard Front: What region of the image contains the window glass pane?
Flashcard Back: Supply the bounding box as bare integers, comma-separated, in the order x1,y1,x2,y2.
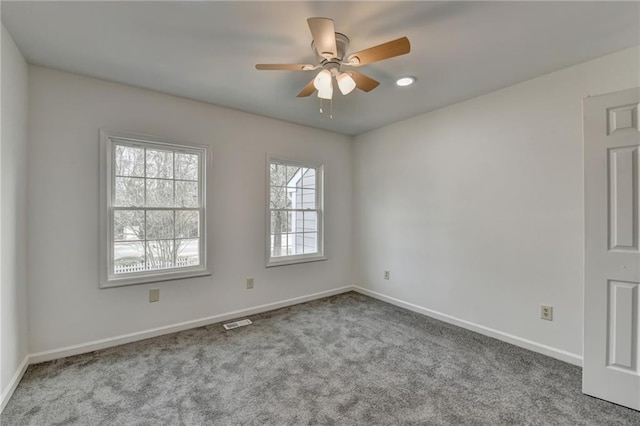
114,242,145,274
115,177,144,207
302,168,316,188
286,165,301,186
270,163,287,187
302,189,316,209
115,145,144,177
270,187,288,209
175,181,199,207
285,233,296,255
290,188,302,209
176,211,199,238
114,210,145,241
297,168,307,189
146,179,174,207
176,238,199,267
146,240,174,270
302,211,317,232
270,211,287,235
146,210,174,240
270,209,288,258
270,233,286,258
287,211,297,233
294,233,305,255
303,232,318,254
146,149,174,178
175,153,198,181
289,210,303,233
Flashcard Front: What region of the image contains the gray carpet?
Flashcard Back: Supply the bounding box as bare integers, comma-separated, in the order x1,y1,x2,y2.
2,292,639,425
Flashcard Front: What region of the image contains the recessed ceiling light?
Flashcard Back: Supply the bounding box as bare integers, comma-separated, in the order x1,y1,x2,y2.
396,76,416,87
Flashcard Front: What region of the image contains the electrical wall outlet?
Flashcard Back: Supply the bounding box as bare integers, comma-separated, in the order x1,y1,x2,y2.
384,270,390,280
149,289,160,303
541,305,553,321
246,277,254,289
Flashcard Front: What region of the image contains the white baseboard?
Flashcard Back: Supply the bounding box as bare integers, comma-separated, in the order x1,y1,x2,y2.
1,355,29,412
29,286,353,364
352,286,583,367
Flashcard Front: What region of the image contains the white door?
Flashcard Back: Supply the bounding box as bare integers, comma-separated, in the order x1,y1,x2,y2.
584,87,640,410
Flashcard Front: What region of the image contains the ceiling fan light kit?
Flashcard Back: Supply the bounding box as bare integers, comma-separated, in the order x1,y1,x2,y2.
336,73,356,95
317,83,333,100
255,17,411,115
313,69,332,91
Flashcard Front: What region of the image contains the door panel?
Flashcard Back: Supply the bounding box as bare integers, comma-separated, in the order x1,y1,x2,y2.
607,280,638,371
584,87,640,410
608,146,639,251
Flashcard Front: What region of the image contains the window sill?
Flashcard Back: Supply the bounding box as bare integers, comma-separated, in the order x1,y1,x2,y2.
266,255,327,268
101,268,211,288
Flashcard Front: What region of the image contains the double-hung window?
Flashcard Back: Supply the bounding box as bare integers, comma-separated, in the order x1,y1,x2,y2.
267,156,324,267
100,131,209,287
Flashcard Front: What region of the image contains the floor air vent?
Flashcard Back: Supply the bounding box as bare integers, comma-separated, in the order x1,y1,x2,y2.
223,319,253,330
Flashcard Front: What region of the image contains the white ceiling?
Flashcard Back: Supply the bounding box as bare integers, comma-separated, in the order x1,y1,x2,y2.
2,1,639,135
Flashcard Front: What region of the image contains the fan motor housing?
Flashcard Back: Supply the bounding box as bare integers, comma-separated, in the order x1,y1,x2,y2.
312,32,349,63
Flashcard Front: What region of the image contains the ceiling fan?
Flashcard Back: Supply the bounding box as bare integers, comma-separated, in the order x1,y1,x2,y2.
255,17,411,101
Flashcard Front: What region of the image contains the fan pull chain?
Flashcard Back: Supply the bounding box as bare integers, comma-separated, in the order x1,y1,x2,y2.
318,99,334,118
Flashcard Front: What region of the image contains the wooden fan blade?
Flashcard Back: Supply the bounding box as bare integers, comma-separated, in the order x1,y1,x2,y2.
347,37,411,66
256,64,314,71
297,78,316,97
348,71,380,92
307,17,337,59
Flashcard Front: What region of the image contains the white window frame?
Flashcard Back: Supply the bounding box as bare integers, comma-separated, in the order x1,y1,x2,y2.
266,154,325,267
99,130,210,288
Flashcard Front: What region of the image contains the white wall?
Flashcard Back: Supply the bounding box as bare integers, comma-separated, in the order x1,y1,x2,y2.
1,24,29,401
353,46,640,360
27,67,352,354
14,39,640,367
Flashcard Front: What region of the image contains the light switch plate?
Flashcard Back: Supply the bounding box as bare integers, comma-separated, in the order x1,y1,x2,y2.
149,289,160,303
